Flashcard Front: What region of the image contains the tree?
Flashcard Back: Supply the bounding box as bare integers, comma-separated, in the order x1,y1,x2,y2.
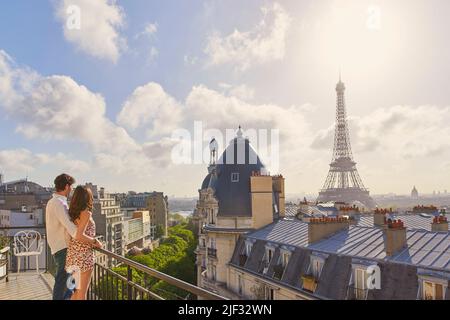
155,224,165,239
109,224,198,300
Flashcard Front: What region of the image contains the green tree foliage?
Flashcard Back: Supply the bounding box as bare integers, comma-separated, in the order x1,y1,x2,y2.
0,235,8,250
100,223,197,300
155,224,165,239
169,213,187,224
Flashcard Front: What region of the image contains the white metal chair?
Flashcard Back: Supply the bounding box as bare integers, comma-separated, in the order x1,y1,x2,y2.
13,230,44,274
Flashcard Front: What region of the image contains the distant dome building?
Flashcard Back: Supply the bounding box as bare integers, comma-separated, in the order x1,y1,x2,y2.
411,186,419,198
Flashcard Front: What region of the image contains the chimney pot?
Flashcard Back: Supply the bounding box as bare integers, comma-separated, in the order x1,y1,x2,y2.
385,219,407,256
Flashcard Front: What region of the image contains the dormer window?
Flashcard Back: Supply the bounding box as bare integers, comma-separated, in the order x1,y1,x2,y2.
311,256,324,278
302,253,327,293
231,173,239,182
281,251,290,268
245,241,253,256
273,249,291,281
417,271,448,300
423,281,444,300
347,261,380,300
265,247,274,264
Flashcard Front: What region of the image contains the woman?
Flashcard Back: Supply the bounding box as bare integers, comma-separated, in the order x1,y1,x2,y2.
66,186,102,300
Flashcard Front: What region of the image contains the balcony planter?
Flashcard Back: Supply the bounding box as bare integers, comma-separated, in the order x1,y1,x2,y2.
301,274,318,292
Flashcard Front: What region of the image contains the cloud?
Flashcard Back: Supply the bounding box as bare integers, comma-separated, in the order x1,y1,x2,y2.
118,81,312,144
117,82,183,137
204,2,291,71
0,149,90,174
142,138,182,168
0,50,140,158
311,105,450,159
54,0,126,63
136,22,158,39
116,81,314,173
147,46,159,63
184,55,198,66
218,83,255,101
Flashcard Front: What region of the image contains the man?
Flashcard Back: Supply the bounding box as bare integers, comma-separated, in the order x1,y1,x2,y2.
46,174,101,300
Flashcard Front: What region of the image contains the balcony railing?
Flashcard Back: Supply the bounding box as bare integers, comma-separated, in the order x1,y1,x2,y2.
90,248,226,300
258,260,269,274
346,285,368,300
273,264,285,281
1,226,227,300
0,247,9,282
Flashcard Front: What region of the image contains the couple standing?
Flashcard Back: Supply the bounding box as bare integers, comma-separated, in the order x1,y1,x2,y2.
45,174,103,300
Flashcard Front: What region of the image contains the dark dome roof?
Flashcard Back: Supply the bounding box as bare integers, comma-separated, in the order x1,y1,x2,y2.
201,173,212,190
201,136,266,217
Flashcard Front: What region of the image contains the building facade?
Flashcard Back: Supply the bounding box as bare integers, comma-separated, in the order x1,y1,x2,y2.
120,191,169,238
193,128,286,299
193,129,449,300
123,210,155,251
85,184,124,258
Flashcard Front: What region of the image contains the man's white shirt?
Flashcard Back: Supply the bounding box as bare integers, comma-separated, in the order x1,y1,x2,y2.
45,193,77,255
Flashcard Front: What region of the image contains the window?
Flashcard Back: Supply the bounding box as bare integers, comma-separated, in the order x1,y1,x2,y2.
245,241,253,256
211,265,216,281
231,173,239,182
354,268,368,300
202,257,206,269
311,257,324,278
265,286,275,300
238,275,243,295
281,251,290,268
265,248,274,263
421,280,446,300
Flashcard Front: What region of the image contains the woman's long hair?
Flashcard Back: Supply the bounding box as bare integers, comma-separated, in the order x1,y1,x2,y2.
68,186,93,222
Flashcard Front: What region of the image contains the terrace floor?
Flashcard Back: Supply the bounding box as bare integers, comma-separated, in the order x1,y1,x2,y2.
0,271,54,300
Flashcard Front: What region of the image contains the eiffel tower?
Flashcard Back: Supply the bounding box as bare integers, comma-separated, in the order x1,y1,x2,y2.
317,76,376,209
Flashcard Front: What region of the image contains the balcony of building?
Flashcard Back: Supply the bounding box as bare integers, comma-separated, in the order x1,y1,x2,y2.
346,285,368,300
199,270,240,300
0,227,226,300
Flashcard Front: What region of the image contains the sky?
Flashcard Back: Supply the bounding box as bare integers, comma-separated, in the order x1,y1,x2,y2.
1,0,450,197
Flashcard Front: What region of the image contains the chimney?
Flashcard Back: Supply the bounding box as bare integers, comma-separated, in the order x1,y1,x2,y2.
385,219,407,256
374,208,393,227
308,217,350,244
250,173,273,229
431,213,448,232
272,175,285,217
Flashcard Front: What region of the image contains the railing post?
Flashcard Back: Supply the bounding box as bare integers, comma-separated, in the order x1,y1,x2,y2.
127,265,132,301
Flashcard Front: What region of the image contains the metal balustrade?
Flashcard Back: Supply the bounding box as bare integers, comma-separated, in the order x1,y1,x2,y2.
1,226,227,300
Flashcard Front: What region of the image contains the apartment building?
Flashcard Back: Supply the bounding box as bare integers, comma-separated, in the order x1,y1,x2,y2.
123,210,155,251
193,128,450,300
85,183,124,258
120,191,169,238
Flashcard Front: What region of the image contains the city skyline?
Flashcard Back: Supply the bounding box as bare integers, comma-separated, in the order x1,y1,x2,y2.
1,0,450,197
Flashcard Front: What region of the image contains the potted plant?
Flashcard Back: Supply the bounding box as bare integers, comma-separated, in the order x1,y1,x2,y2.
301,274,318,293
